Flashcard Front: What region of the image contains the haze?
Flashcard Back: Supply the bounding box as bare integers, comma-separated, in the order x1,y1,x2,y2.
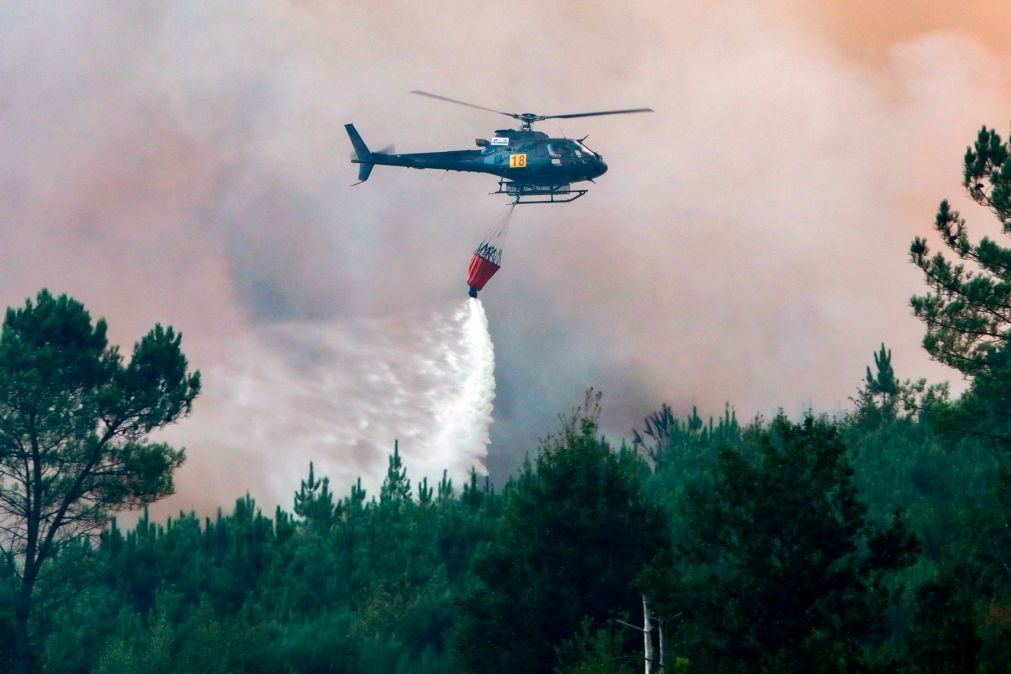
2,1,1009,514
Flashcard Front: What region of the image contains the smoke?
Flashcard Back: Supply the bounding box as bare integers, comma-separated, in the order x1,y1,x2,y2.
155,298,495,515
3,1,1011,506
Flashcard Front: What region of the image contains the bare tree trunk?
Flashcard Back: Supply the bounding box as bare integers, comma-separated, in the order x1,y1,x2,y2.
643,595,654,674
658,617,665,671
616,596,658,673
14,583,33,674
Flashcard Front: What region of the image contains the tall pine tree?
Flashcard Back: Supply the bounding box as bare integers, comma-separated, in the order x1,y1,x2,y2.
455,392,669,674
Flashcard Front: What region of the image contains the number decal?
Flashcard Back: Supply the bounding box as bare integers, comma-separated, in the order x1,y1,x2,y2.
509,153,527,168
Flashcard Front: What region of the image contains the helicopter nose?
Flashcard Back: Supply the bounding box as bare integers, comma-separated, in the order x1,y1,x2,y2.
596,157,608,176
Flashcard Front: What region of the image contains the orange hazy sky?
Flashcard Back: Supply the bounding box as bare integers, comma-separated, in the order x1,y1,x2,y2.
766,0,1011,61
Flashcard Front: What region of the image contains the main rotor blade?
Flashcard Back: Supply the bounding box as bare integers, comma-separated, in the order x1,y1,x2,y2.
541,107,654,120
410,90,517,120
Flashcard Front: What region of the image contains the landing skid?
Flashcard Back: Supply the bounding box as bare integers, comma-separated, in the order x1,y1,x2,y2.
492,180,588,204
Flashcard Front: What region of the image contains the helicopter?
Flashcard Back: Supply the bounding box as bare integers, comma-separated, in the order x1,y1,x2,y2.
345,91,652,204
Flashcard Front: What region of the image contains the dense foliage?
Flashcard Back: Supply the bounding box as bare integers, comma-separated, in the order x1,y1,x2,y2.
0,357,1004,672
657,416,919,673
455,392,669,674
0,364,1001,673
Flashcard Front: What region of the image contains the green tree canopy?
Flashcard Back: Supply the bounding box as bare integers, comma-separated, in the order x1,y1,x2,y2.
910,126,1011,377
294,461,335,530
455,392,669,674
0,290,199,674
901,121,1011,672
655,415,917,673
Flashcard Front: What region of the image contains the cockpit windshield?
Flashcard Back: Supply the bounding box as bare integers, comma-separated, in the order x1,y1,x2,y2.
547,140,590,159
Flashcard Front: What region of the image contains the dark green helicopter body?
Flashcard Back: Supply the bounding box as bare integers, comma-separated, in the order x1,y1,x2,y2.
346,92,651,204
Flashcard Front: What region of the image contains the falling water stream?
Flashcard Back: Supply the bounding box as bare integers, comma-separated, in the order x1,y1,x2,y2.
156,298,496,516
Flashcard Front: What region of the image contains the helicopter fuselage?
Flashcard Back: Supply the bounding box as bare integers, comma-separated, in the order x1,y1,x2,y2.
349,128,607,187
346,92,649,203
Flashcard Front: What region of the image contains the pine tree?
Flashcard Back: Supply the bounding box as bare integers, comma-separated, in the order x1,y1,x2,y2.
852,343,903,427
437,470,454,501
0,290,199,674
658,415,918,673
909,126,1011,377
346,477,367,515
907,123,1011,579
455,393,669,674
293,462,335,530
417,477,434,506
460,468,485,510
380,440,412,505
865,343,899,399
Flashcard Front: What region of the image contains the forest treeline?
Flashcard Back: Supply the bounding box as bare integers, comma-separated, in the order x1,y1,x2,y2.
3,374,1008,673
3,125,1011,672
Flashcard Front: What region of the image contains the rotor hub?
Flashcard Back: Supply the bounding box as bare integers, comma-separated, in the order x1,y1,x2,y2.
517,113,541,130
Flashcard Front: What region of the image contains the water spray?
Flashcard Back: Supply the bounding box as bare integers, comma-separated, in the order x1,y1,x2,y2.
428,298,496,471
161,297,497,515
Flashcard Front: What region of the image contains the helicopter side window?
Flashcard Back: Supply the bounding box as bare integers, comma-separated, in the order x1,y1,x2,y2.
546,143,561,158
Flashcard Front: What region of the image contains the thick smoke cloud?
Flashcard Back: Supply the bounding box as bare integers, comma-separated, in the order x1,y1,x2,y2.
2,1,1010,513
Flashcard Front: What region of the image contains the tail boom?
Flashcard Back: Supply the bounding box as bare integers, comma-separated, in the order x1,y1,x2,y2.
345,122,486,183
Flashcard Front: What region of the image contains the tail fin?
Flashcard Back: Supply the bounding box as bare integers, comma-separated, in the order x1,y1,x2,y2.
356,163,375,183
345,123,375,182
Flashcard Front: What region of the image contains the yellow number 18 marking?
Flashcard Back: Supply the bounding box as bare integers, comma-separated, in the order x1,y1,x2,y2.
509,153,527,168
